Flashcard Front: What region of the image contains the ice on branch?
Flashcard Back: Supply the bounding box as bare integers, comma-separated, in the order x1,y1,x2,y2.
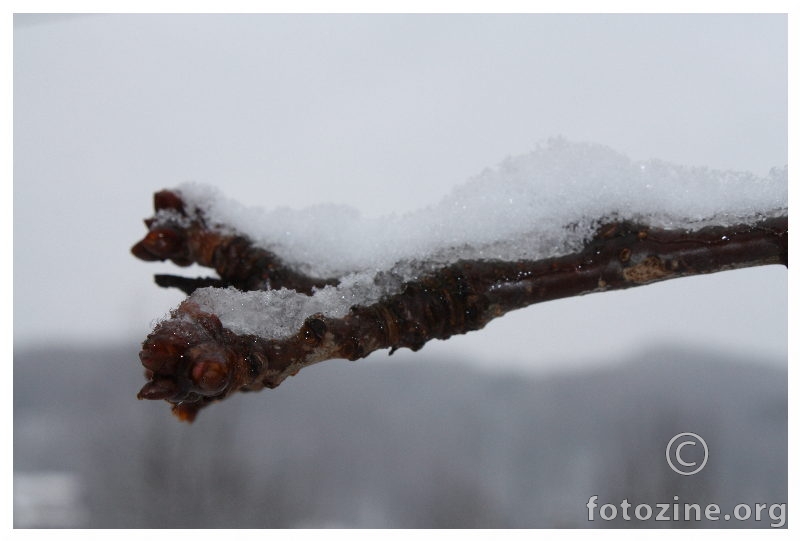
133,139,788,421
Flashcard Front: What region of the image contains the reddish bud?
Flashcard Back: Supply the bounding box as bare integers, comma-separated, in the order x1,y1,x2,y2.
140,332,191,375
191,361,229,394
187,343,231,395
137,378,178,400
131,240,162,261
172,403,200,423
142,228,185,258
154,190,186,214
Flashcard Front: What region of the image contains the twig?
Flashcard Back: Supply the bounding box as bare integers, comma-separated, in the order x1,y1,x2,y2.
136,216,787,421
131,190,338,294
153,274,228,295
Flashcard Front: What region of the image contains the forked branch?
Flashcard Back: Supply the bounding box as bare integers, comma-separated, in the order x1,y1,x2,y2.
134,211,787,422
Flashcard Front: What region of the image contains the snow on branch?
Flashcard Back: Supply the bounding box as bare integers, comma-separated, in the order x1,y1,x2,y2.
131,189,338,294
131,140,788,421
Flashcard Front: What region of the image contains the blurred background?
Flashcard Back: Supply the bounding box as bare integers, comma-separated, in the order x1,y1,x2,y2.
13,14,787,528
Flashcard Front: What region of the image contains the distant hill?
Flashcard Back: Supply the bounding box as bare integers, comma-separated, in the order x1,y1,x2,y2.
14,344,786,528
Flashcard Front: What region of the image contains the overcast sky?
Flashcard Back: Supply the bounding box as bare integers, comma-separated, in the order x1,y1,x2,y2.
13,14,787,373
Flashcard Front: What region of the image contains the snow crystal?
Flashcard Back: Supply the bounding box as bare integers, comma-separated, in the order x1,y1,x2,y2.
189,270,404,339
170,139,787,340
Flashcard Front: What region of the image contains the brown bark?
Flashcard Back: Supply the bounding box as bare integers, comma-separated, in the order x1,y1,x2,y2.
135,216,787,422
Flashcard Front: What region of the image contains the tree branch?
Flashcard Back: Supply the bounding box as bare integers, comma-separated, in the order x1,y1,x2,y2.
135,216,787,421
131,190,338,294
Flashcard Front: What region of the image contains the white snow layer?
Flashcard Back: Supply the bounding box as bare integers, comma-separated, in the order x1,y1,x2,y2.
169,139,787,340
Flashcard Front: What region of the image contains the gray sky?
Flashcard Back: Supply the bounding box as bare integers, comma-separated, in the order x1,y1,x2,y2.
13,14,787,373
